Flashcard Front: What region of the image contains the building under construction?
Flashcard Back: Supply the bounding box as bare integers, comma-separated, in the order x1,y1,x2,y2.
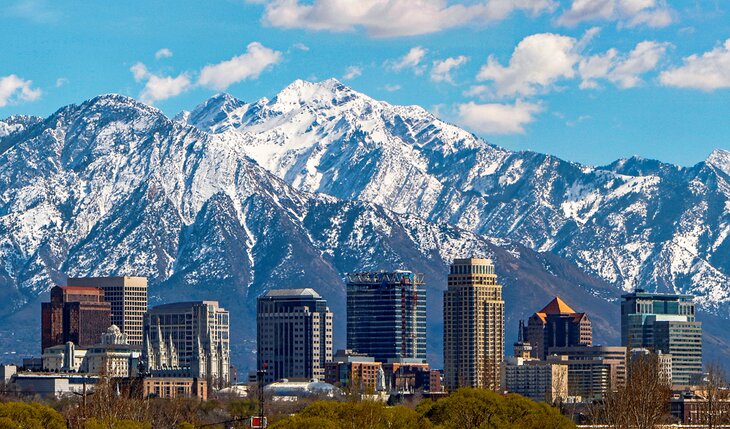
346,270,427,363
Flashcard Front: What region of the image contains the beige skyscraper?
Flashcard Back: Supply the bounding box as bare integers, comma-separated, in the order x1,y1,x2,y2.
443,257,504,391
67,276,148,345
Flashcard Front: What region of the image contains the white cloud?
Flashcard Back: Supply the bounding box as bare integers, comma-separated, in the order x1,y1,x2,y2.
476,33,579,97
198,42,282,90
430,55,469,84
129,62,191,104
292,42,310,51
579,40,669,89
557,0,673,28
155,48,173,59
660,39,730,91
55,77,68,88
388,46,428,74
457,100,542,134
383,84,402,92
259,0,556,38
463,85,491,98
343,66,362,80
0,74,42,107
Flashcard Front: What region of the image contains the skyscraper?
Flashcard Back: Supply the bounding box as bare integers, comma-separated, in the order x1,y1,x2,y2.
346,270,426,363
257,288,333,384
443,257,504,391
143,301,230,387
525,296,592,360
67,277,148,345
621,289,702,386
41,286,112,351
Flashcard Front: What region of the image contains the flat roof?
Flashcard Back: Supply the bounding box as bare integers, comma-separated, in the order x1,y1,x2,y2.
261,288,322,299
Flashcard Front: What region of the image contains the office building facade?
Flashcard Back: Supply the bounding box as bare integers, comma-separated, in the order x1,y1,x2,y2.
346,270,426,362
549,346,627,402
502,356,569,403
257,288,333,384
525,296,592,360
41,286,111,351
67,277,148,345
443,257,504,391
143,301,230,387
621,289,702,385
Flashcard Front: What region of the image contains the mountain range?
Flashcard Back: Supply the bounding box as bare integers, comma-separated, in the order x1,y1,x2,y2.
0,79,728,370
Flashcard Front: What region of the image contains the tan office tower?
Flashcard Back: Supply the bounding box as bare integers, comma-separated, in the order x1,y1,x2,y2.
67,277,148,345
443,257,504,391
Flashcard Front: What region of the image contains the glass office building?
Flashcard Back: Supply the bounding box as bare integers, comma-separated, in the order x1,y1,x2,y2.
346,271,427,363
621,289,702,385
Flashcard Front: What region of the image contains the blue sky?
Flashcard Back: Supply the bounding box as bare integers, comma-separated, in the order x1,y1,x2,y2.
0,0,728,166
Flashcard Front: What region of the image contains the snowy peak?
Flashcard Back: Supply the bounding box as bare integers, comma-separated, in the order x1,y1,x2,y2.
706,149,730,175
270,78,367,112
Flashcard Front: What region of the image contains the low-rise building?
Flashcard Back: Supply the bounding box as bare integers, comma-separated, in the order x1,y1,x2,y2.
502,356,569,403
142,377,207,401
325,349,384,392
548,346,627,402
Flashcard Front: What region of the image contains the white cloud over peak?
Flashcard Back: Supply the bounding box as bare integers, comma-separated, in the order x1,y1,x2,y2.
0,74,42,107
155,48,173,59
259,0,556,38
558,0,673,28
476,33,579,97
580,40,669,89
457,100,542,134
660,39,730,91
343,66,363,80
431,56,469,84
388,47,428,74
198,42,282,90
129,62,191,104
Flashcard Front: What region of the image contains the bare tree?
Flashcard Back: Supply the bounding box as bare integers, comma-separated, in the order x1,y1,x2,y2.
697,361,730,428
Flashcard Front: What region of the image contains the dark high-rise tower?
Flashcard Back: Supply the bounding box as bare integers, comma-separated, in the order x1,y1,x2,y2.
346,271,426,363
257,288,333,384
526,297,592,360
41,286,112,351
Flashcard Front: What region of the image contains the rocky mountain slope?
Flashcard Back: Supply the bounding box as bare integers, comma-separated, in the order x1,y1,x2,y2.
0,94,630,369
184,79,730,316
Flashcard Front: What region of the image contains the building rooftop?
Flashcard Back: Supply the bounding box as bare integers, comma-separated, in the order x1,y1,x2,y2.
149,301,223,311
262,288,322,299
539,297,577,315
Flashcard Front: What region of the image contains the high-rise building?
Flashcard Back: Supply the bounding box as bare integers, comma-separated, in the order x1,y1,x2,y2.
67,277,148,345
621,289,702,385
41,286,112,351
143,301,230,387
549,346,627,402
525,297,592,360
257,288,333,384
443,257,504,391
346,271,426,363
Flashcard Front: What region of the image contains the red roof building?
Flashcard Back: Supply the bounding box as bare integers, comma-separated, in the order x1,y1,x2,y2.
524,297,592,360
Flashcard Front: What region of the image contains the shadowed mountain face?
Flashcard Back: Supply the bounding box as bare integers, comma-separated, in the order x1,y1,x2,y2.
0,81,728,370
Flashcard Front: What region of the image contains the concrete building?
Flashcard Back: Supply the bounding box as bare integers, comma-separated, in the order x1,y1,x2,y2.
525,297,592,360
42,325,141,377
443,257,504,391
67,277,148,345
143,301,230,387
257,289,333,384
41,286,111,351
621,289,702,386
629,348,673,386
9,373,99,398
142,377,207,400
549,346,627,402
325,349,384,392
502,356,569,403
346,271,426,363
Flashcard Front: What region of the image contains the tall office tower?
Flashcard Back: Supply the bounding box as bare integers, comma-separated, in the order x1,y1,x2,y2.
621,289,702,385
346,271,427,363
443,257,504,391
257,289,333,384
143,301,230,387
67,277,148,345
525,297,592,360
41,286,112,351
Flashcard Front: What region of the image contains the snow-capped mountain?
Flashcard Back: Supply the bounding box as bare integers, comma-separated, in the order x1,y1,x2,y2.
0,93,630,368
185,79,730,316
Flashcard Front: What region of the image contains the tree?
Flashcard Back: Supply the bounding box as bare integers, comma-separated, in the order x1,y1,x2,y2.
697,361,730,428
0,402,66,429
